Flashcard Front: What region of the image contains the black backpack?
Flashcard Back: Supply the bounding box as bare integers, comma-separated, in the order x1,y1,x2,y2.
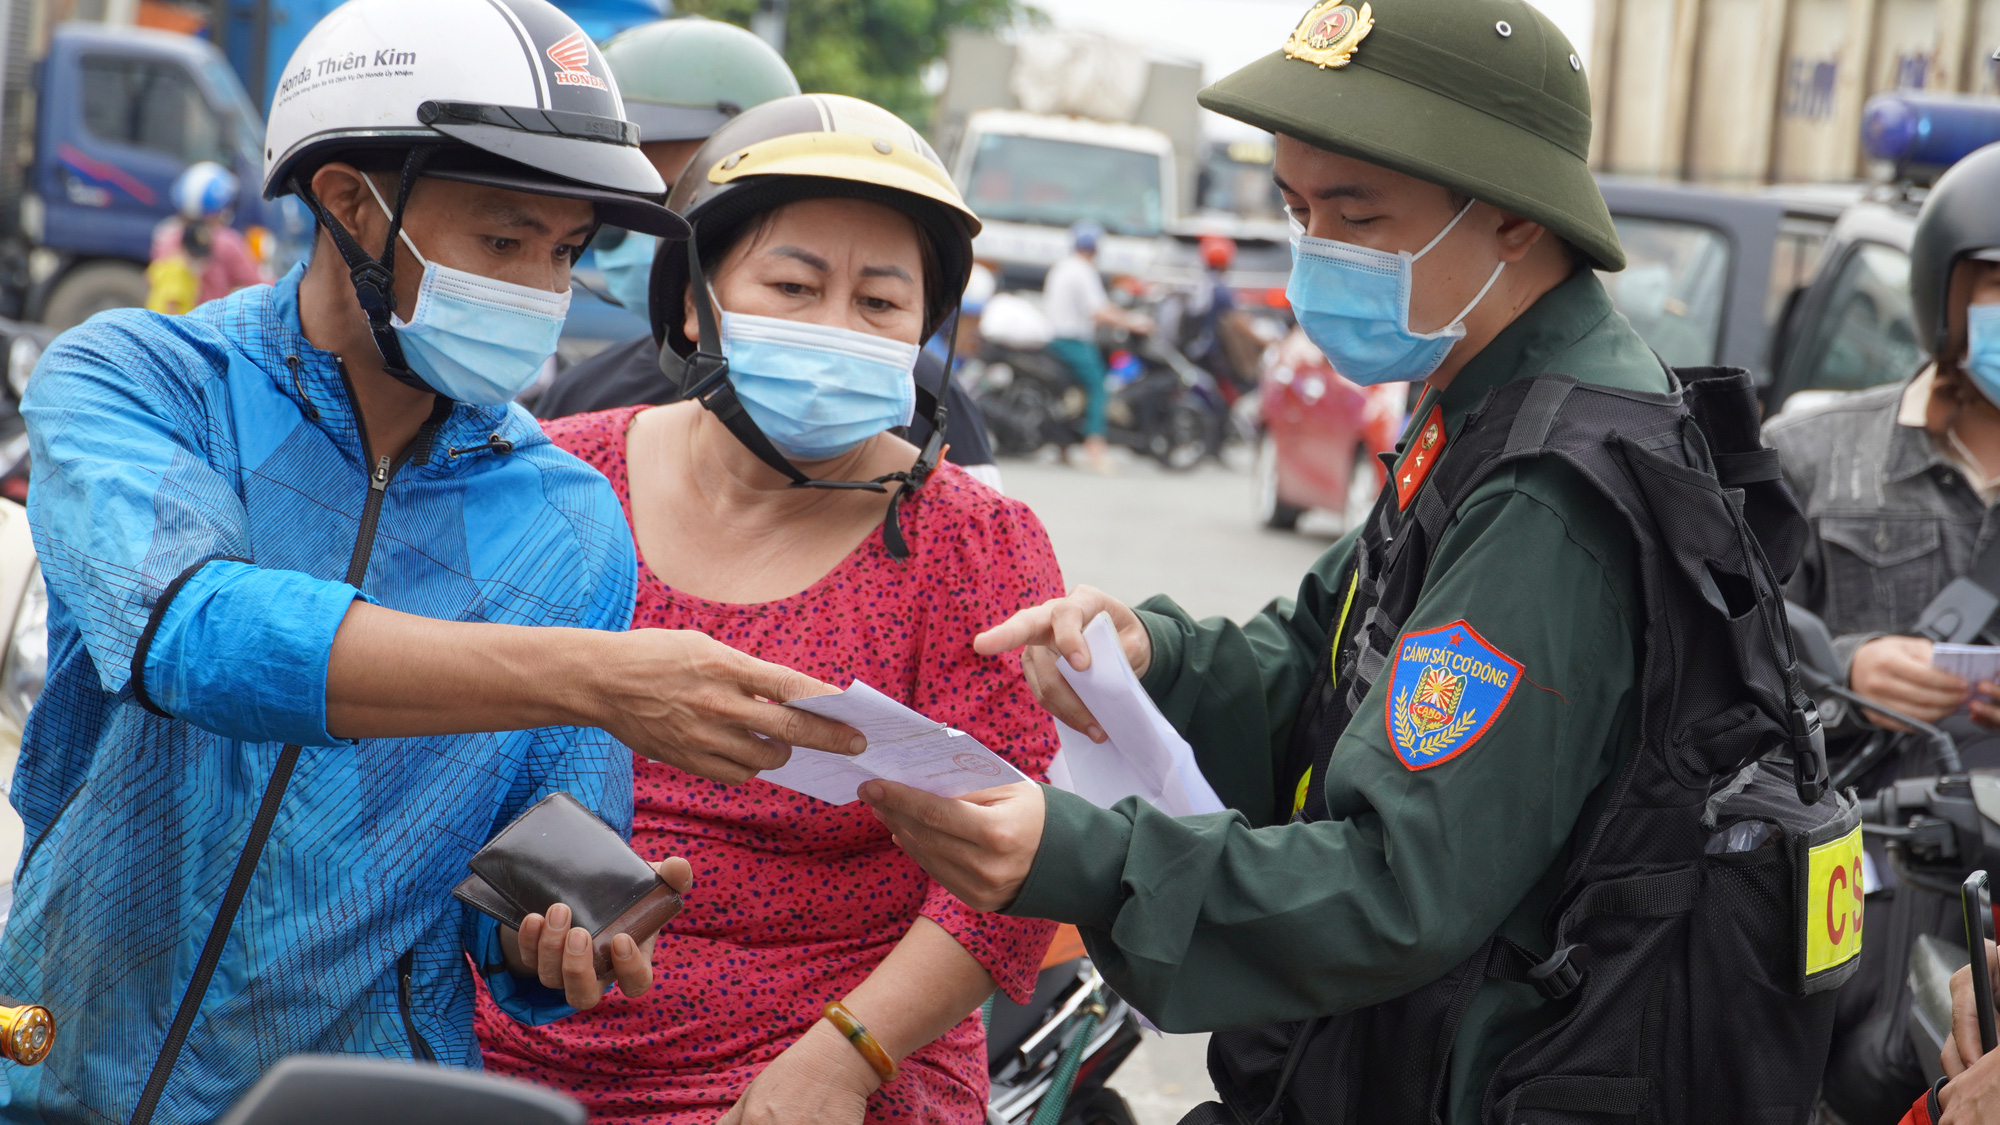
1195,368,1861,1125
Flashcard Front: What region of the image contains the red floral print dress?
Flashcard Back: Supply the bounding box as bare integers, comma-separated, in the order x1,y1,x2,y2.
475,406,1063,1123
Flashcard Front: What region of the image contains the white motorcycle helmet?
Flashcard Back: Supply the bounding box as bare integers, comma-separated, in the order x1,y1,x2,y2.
263,0,689,392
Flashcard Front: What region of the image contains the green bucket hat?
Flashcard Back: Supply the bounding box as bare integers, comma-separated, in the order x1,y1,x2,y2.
602,17,802,144
1199,0,1625,271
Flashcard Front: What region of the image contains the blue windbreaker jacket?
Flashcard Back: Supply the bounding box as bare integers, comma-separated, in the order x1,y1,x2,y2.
0,267,638,1123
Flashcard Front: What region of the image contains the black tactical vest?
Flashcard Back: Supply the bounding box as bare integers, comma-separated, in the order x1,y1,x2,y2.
1193,369,1861,1125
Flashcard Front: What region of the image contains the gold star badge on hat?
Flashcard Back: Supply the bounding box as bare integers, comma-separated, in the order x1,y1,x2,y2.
1284,1,1375,69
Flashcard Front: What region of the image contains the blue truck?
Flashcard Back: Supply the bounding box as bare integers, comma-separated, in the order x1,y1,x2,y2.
3,18,292,328
2,0,667,331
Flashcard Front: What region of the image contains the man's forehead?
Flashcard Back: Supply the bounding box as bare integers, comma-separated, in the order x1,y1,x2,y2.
425,179,595,227
1272,136,1435,202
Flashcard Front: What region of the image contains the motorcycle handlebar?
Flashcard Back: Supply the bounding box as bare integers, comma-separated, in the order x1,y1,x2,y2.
1799,668,1966,779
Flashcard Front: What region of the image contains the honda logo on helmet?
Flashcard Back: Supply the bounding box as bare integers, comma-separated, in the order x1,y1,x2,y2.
547,30,607,90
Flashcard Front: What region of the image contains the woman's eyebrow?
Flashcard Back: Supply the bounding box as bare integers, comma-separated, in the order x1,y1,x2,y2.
770,245,831,272
860,264,914,281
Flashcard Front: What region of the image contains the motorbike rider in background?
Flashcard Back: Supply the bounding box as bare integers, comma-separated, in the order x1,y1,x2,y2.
146,161,270,315
1177,233,1258,398
1041,221,1153,474
0,1,863,1119
1765,141,2000,1124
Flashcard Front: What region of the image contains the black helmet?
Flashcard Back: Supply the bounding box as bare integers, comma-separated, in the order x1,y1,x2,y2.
1911,142,2000,358
648,93,979,363
650,93,981,560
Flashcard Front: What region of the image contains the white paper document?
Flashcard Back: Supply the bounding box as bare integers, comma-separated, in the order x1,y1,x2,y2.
1045,613,1226,818
760,681,1029,806
1934,643,2000,707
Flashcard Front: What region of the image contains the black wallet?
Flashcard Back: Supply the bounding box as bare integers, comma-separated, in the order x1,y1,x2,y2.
453,792,682,978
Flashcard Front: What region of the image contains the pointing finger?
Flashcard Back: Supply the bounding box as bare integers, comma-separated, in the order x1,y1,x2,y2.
1050,599,1093,670
976,603,1053,657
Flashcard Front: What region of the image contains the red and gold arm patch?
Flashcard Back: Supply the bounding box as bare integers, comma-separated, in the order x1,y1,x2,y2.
1384,621,1522,771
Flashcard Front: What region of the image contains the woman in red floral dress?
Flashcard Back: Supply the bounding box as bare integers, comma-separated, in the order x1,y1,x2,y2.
475,95,1061,1124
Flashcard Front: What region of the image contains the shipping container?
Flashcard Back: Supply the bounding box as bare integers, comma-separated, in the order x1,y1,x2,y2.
1591,0,2000,184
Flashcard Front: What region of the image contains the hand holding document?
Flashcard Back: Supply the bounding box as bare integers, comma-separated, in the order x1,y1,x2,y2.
1046,612,1225,817
760,681,1029,806
1934,643,2000,708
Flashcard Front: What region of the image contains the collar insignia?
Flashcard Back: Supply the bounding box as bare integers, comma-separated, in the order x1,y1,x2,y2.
1395,403,1445,510
1385,621,1522,771
1284,1,1375,70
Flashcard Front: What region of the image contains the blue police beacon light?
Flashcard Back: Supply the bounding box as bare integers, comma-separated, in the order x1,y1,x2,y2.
1863,92,2000,178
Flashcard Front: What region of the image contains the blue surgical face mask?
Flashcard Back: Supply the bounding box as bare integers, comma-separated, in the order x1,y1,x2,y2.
366,178,570,405
720,309,919,461
1286,199,1505,385
595,229,659,316
1969,304,2000,407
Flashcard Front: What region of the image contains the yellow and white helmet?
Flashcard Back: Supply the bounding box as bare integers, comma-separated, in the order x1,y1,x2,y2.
650,93,980,358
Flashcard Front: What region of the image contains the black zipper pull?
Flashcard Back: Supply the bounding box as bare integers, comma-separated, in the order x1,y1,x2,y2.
371,454,391,491
445,432,516,460
285,355,320,421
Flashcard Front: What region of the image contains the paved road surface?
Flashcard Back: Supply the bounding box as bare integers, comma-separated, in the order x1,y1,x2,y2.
999,451,1344,623
995,449,1344,1124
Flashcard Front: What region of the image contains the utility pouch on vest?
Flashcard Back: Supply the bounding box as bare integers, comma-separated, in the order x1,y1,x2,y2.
1697,761,1865,999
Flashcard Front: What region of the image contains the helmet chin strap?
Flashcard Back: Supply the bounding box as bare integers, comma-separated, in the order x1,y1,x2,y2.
666,233,952,560
290,145,442,395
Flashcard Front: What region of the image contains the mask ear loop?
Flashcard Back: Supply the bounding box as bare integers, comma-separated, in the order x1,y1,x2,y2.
290,145,440,394
1409,197,1477,263
1442,260,1508,329
362,175,429,269
668,231,943,560
1410,197,1508,337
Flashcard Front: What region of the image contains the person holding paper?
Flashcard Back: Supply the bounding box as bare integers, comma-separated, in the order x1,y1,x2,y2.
1766,146,2000,762
1763,144,2000,1122
0,4,861,1120
474,95,1064,1125
863,4,1838,1121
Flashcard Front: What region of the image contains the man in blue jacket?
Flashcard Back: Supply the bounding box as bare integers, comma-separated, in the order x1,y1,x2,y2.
0,1,862,1120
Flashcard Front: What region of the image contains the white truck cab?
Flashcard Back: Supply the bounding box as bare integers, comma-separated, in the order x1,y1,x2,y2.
952,109,1178,289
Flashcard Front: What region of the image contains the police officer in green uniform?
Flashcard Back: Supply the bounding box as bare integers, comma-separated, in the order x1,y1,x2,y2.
859,1,1681,1121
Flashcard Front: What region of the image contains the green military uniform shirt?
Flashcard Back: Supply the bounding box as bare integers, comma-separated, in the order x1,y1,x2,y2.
1005,270,1668,1124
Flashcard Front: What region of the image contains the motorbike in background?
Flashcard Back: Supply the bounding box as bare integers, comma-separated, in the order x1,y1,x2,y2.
1787,603,2000,1123
972,333,1226,471
985,926,1145,1125
970,282,1231,471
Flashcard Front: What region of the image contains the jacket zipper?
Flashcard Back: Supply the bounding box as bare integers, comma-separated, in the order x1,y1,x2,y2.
333,362,452,1061
397,949,437,1062
344,419,448,584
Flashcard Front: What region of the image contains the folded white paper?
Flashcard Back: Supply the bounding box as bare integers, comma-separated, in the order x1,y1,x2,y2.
1934,643,2000,712
1047,613,1226,818
762,680,1029,805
